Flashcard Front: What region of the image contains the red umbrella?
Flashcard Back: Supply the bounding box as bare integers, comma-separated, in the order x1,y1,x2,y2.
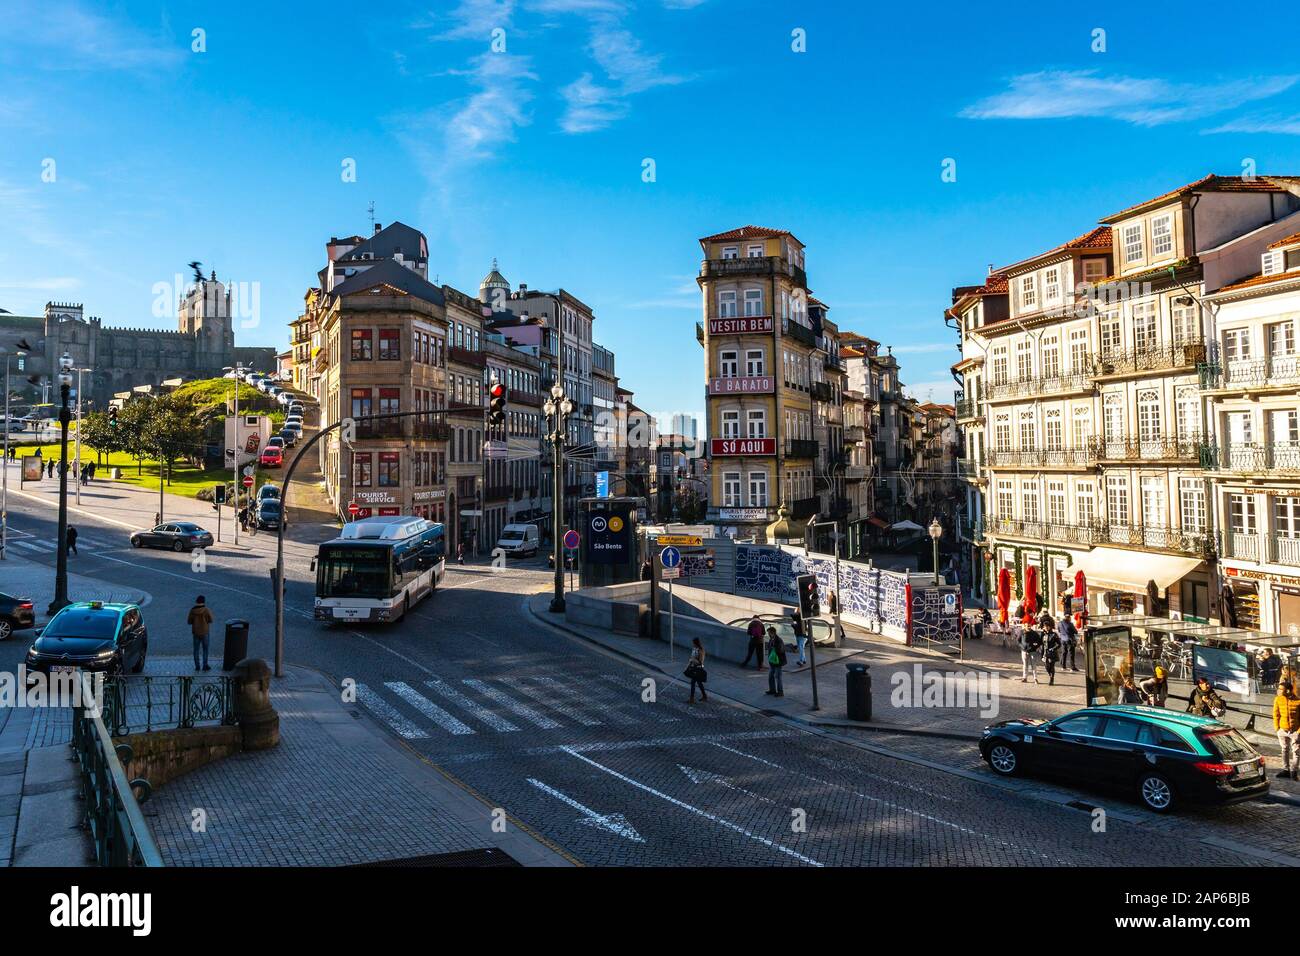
1073,570,1087,626
1023,565,1039,619
997,568,1011,626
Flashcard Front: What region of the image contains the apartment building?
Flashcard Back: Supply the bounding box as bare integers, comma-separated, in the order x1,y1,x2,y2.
484,331,544,544
914,402,960,528
956,174,1300,619
809,303,852,551
443,285,486,551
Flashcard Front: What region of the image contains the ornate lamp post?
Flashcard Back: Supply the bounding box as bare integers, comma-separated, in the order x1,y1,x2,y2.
50,351,73,614
929,517,943,587
543,383,573,613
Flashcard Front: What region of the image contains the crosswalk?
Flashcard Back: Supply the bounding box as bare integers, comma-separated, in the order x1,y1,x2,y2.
354,672,696,741
4,532,120,555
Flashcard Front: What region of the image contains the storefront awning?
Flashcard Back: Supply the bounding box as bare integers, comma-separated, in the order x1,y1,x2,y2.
1065,547,1202,593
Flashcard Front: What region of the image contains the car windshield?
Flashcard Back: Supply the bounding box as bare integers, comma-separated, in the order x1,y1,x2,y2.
501,530,525,540
1200,728,1258,762
43,610,118,640
260,501,281,513
318,547,392,598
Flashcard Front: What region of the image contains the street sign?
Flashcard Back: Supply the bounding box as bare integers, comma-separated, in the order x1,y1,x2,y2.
658,534,702,547
660,546,681,569
243,465,255,477
661,566,681,580
348,501,360,515
563,529,580,550
595,471,609,498
242,475,254,488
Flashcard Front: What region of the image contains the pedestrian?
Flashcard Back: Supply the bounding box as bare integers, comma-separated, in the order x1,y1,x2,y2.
1139,667,1169,707
1118,675,1143,704
685,638,708,704
65,525,78,556
457,541,465,565
154,511,161,527
85,461,95,483
187,595,214,672
1273,680,1300,779
1187,676,1227,718
1057,613,1079,671
46,458,54,478
793,613,808,667
740,615,766,669
1043,627,1060,686
640,558,652,581
765,625,786,697
1018,624,1042,683
1260,648,1282,691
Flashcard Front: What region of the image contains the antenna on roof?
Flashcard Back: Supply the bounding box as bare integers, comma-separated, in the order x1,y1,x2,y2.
368,200,375,230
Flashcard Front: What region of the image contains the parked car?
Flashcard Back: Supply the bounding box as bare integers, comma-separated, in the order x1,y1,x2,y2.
260,446,283,467
281,422,303,439
130,521,214,552
257,484,281,502
25,601,148,677
0,591,36,641
256,499,284,531
278,428,298,448
267,436,286,451
726,613,836,649
277,391,294,407
980,704,1268,813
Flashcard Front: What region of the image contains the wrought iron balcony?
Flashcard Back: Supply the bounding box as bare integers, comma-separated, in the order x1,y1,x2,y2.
955,398,980,421
410,417,451,441
790,496,819,519
987,447,1097,469
784,438,819,460
1198,441,1300,475
354,420,404,440
1091,435,1201,463
448,345,486,368
957,458,986,479
811,380,833,403
1200,355,1300,391
1105,524,1216,558
782,319,817,348
986,371,1094,402
1095,340,1206,377
701,256,805,288
988,517,1109,546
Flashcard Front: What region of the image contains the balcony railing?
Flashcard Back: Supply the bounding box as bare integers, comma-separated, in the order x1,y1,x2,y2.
1095,340,1206,377
957,458,987,479
448,345,486,368
512,390,543,407
986,371,1094,402
1226,532,1260,561
791,496,819,519
1200,355,1300,390
410,417,451,441
845,424,866,441
1274,536,1300,567
1199,442,1300,475
1091,435,1201,463
354,420,404,440
955,399,980,421
811,380,833,402
987,447,1097,468
784,438,819,460
988,517,1108,546
782,319,817,348
1105,524,1216,557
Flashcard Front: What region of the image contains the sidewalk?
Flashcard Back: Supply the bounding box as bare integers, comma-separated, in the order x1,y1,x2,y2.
0,551,151,622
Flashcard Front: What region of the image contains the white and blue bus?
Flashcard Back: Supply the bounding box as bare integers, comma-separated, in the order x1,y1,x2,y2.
313,516,446,623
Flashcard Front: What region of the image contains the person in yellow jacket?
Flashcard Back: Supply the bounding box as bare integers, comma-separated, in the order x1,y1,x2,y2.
1273,681,1300,779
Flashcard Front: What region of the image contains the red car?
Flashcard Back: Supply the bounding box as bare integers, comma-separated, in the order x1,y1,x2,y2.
259,446,283,468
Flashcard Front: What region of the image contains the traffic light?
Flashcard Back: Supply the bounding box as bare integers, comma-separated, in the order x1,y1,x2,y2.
213,483,226,505
797,573,820,618
108,406,118,428
488,381,506,427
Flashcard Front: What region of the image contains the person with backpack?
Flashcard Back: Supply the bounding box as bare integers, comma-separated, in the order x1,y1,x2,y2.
65,525,78,556
1139,666,1169,707
1042,626,1061,686
740,616,766,670
765,625,787,697
1018,624,1042,683
187,595,214,672
1057,613,1079,671
685,638,708,704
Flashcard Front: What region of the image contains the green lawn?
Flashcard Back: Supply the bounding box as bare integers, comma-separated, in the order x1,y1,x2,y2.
14,444,233,499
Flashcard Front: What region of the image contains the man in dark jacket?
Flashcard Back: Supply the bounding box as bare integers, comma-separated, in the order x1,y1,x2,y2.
740,616,766,670
1057,615,1079,671
187,595,214,672
765,626,787,697
65,525,78,556
1187,676,1226,718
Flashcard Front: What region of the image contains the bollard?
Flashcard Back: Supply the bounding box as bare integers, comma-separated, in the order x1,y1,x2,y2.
232,658,280,750
845,662,872,722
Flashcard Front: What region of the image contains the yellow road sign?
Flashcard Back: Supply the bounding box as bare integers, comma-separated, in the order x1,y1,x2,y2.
657,534,702,547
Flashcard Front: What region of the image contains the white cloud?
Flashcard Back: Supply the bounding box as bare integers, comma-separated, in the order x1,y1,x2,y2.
1206,114,1300,136
962,70,1299,127
0,277,82,292
662,0,708,7
420,0,517,41
560,27,688,132
559,73,627,133
0,0,182,71
526,0,627,13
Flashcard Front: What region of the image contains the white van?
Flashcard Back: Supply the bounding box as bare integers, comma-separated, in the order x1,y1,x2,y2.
495,523,539,558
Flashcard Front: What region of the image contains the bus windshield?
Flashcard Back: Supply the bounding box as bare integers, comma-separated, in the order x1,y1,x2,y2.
318,547,392,598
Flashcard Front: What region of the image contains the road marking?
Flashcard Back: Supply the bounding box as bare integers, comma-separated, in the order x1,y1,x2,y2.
677,763,776,804
561,746,822,866
599,674,716,720
355,683,429,739
500,676,601,726
422,679,520,733
526,778,645,843
462,678,561,730
383,681,475,736
531,676,641,725
6,539,47,552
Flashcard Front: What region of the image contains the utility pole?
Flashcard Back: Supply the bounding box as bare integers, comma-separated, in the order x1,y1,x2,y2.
224,364,247,544
545,324,571,613
73,367,88,506
49,352,73,614
1,340,32,561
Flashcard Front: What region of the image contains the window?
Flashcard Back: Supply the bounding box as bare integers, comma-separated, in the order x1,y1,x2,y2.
1018,411,1036,450
1082,259,1107,284
1045,411,1062,450
353,453,372,488
746,409,766,438
1100,718,1144,744
1077,483,1096,527
1054,714,1102,737
718,290,737,317
1107,476,1129,526
723,472,742,507
1044,268,1060,304
351,328,373,361
1041,336,1060,378
1069,329,1090,373
996,479,1013,517
743,289,764,316
378,452,400,487
1175,387,1200,439
1269,321,1297,358
1151,214,1173,257
1022,486,1039,523
745,349,765,376
1016,340,1033,380
1020,275,1037,310
1103,394,1124,441
1141,476,1166,529
747,244,764,258
1180,479,1206,533
992,347,1008,385
1047,481,1066,526
1223,328,1251,363
721,410,740,439
1229,493,1256,533
1072,406,1091,449
1123,223,1144,263
994,417,1011,452
1132,301,1157,351
748,471,768,506
1172,304,1198,344
379,328,400,361
1275,496,1300,538
722,246,738,260
1100,314,1122,355
350,387,372,419
719,349,738,377
1272,409,1299,445
1137,390,1161,443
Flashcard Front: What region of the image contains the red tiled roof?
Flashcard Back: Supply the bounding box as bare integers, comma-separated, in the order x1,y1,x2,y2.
1214,269,1300,294
1268,231,1300,249
699,225,802,245
997,227,1112,274
1100,175,1300,223
841,345,865,358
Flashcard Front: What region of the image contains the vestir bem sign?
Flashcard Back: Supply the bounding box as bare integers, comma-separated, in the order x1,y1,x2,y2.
711,438,776,456
708,375,774,395
708,316,774,335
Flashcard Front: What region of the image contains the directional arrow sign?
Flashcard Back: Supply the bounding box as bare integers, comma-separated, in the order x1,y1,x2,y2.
676,764,776,804
526,778,645,843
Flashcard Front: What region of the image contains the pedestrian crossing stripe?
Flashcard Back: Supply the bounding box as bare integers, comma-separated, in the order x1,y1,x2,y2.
499,676,601,727
461,679,562,730
423,678,520,732
355,683,428,739
5,537,114,553
384,681,475,736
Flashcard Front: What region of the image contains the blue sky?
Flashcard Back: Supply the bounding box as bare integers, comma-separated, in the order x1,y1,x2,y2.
5,1,1300,423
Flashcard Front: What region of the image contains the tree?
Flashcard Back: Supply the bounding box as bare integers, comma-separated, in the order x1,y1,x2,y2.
77,410,126,466
139,394,205,485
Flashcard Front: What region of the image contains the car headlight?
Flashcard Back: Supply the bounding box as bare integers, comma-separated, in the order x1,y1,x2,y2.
94,649,116,660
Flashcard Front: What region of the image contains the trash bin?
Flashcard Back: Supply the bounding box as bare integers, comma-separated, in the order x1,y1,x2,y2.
222,619,250,672
845,662,872,722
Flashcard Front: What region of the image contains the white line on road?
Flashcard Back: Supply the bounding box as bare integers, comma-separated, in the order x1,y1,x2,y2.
530,676,641,725
526,778,645,843
422,679,520,733
384,681,476,735
500,676,601,726
676,763,776,804
599,674,716,720
355,683,429,740
561,746,823,866
462,678,561,730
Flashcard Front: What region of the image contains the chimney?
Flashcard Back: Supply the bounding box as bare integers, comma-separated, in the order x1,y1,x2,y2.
374,222,382,235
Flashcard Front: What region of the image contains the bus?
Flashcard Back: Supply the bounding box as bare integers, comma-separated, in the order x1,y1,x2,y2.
312,516,446,623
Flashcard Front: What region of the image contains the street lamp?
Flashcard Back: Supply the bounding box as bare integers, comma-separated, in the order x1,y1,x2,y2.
50,352,73,614
929,517,943,587
543,386,574,613
1,339,33,561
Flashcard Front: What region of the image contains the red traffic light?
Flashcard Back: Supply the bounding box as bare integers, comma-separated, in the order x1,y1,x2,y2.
490,382,504,399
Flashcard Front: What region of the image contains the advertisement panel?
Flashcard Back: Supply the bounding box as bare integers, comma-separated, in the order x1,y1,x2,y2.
710,438,776,456
708,316,774,335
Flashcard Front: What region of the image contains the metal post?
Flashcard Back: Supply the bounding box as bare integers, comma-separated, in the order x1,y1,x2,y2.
933,535,940,587
2,356,9,561
550,417,566,612
807,607,819,710
50,365,72,614
74,368,83,506
668,575,675,661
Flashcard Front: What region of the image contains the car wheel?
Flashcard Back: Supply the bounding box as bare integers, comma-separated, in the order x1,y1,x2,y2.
130,536,142,548
0,617,12,641
1137,772,1175,813
987,741,1020,776
172,540,184,552
132,643,147,673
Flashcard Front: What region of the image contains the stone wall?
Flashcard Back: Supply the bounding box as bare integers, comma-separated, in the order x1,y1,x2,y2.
116,725,242,791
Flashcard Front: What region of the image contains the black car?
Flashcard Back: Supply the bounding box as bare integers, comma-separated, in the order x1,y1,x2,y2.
0,591,36,641
980,704,1268,813
256,500,284,531
25,601,148,678
130,521,215,552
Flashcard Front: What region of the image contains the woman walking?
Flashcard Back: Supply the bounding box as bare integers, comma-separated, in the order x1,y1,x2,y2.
765,625,787,697
686,638,708,704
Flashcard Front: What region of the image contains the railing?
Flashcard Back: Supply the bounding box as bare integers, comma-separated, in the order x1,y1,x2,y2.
1274,536,1300,567
1200,442,1300,475
71,676,165,867
989,517,1110,546
1202,355,1300,390
811,380,833,402
784,438,819,459
844,424,866,441
782,319,817,348
101,675,236,736
411,417,451,441
354,420,404,439
512,390,543,407
1091,435,1201,463
957,458,985,479
1226,532,1260,561
987,447,1097,468
1105,524,1216,557
1095,340,1206,376
955,399,980,421
791,496,819,519
986,371,1093,401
